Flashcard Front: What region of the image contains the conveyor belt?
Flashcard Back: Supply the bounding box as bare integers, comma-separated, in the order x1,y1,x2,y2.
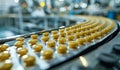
0,16,119,70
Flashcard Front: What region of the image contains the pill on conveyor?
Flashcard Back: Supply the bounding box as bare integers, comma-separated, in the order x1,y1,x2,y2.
68,41,78,49
17,48,28,57
65,28,70,31
43,32,49,36
107,26,113,32
29,39,38,46
84,30,90,35
59,32,66,37
70,26,75,30
96,32,102,38
52,30,58,35
0,51,10,61
57,45,67,54
103,28,109,34
33,44,43,52
71,29,77,33
76,38,85,46
0,44,9,52
23,55,36,67
89,29,95,34
14,41,24,48
66,31,72,35
67,35,74,41
75,33,80,38
59,29,64,33
42,49,53,60
16,37,25,41
91,33,99,40
47,40,56,48
52,34,59,40
77,28,81,32
31,34,38,39
0,60,13,70
58,37,66,44
41,36,49,42
79,31,85,37
84,36,92,42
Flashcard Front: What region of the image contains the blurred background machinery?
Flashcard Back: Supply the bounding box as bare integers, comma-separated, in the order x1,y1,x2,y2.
0,0,120,38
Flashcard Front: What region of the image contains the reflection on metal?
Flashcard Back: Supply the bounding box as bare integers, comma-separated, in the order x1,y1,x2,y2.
59,26,65,28
79,56,88,67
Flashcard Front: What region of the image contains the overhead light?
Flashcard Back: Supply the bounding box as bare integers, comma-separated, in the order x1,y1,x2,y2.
74,4,79,8
59,0,64,1
80,3,87,8
60,7,66,12
40,1,45,7
14,0,19,3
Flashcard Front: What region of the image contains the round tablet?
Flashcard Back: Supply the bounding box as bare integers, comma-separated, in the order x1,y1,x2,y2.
96,32,101,38
104,28,109,34
23,55,36,67
14,41,24,48
59,32,66,37
101,29,107,36
65,28,70,31
52,30,58,35
42,49,53,60
85,36,92,42
68,41,78,49
91,33,99,40
52,34,59,40
0,44,9,52
84,30,90,35
80,31,85,37
67,35,74,41
29,39,38,46
66,31,72,35
58,37,66,44
71,29,77,33
0,51,10,61
90,29,95,33
0,60,13,70
77,28,81,32
31,34,38,39
43,32,49,36
33,44,43,52
17,48,28,57
81,27,85,31
16,37,25,41
47,40,56,48
75,33,80,39
41,36,49,42
107,26,112,31
76,38,85,45
59,29,64,33
57,45,67,54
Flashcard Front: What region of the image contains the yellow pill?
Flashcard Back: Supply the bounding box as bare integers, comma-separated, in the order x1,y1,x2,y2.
68,41,78,49
58,37,66,44
23,55,36,67
42,49,53,60
47,40,56,48
31,34,38,39
17,48,28,57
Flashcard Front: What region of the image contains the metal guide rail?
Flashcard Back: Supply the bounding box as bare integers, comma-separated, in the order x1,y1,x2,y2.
0,16,119,70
